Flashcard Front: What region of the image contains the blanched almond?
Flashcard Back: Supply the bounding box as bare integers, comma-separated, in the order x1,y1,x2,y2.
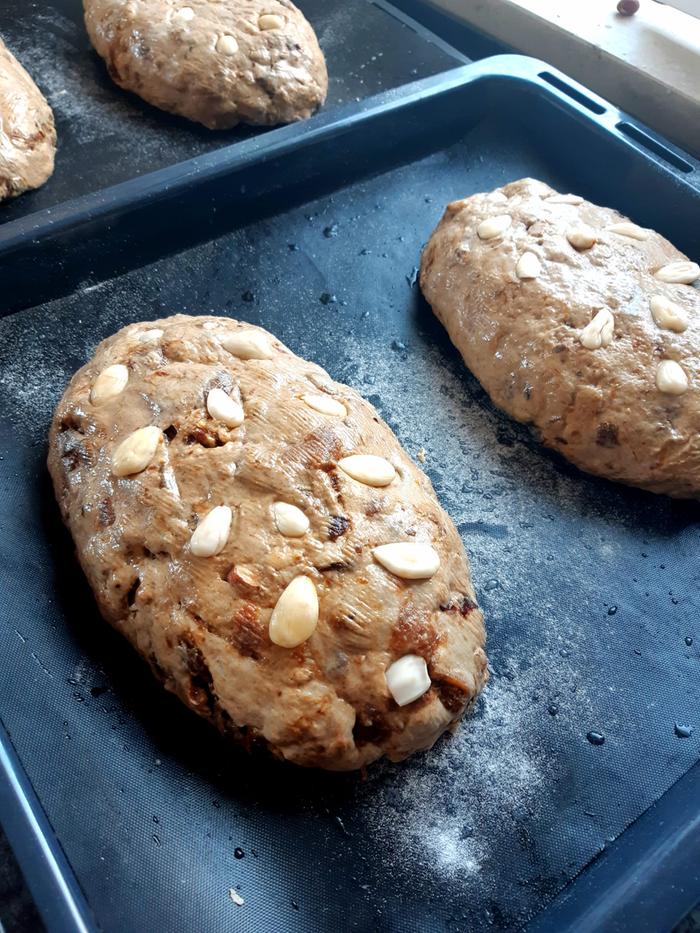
656,360,689,395
654,261,700,285
372,542,440,580
337,454,396,487
545,194,583,205
386,655,431,706
206,388,244,427
139,328,164,343
273,502,309,537
477,214,512,240
650,295,688,333
90,364,129,405
515,252,542,280
269,576,319,648
220,330,273,359
608,221,648,241
112,426,161,476
302,393,347,417
567,226,597,251
580,308,614,350
216,35,239,55
189,505,232,557
259,13,285,29
174,6,194,21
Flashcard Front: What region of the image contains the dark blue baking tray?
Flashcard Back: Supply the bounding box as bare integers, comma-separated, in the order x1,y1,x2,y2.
0,46,699,933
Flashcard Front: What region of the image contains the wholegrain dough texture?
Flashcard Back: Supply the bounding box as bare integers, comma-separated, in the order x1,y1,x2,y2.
83,0,328,129
48,315,487,770
420,178,700,498
0,38,56,200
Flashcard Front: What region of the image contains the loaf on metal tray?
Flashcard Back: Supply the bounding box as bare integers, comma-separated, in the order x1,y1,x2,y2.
0,38,56,200
83,0,328,129
420,178,700,498
48,315,487,770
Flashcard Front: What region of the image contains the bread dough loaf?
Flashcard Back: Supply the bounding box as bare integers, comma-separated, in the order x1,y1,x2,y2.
83,0,328,129
48,316,487,769
0,39,56,200
420,178,700,498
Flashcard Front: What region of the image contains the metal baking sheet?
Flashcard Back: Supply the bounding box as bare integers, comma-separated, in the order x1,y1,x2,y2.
0,56,699,933
0,0,466,228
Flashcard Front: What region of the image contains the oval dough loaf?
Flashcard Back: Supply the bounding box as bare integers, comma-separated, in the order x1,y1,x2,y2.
83,0,328,129
420,178,700,498
48,316,487,770
0,38,56,200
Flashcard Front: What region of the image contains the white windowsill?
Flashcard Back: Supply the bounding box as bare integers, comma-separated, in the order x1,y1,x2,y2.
425,0,700,156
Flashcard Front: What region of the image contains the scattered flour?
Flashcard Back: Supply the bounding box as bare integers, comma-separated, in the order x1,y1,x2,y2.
0,322,75,432
318,337,605,900
9,7,150,145
357,671,546,882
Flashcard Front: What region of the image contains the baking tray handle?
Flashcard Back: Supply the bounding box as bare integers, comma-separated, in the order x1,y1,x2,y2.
0,719,96,933
492,55,700,186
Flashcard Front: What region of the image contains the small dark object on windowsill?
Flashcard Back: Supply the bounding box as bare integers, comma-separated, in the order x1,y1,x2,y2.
617,0,640,15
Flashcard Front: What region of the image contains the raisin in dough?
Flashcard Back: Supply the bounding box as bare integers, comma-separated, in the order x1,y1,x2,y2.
420,178,700,498
48,316,487,770
83,0,328,129
0,38,56,200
